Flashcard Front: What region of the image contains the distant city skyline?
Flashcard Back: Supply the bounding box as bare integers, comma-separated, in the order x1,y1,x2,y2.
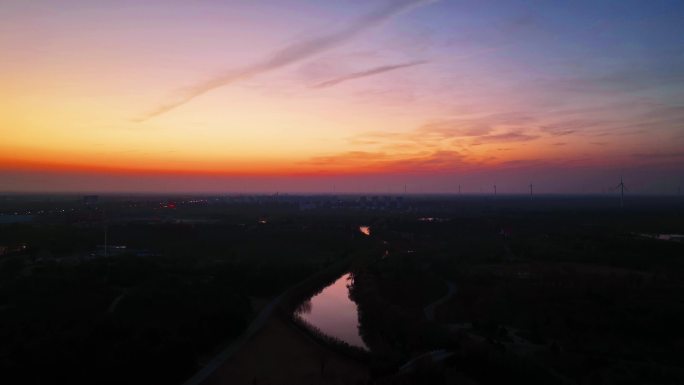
1,0,683,193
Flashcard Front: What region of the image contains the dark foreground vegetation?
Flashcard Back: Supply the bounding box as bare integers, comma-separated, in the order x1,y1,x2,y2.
346,195,684,384
0,195,361,385
0,193,683,384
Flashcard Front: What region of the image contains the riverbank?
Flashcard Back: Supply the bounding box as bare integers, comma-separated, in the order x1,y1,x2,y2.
201,312,369,385
189,239,376,384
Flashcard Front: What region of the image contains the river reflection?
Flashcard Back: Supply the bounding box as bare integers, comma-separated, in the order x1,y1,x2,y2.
295,273,368,350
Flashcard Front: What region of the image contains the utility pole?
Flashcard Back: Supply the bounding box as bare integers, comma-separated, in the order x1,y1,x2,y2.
104,225,107,258
103,213,108,258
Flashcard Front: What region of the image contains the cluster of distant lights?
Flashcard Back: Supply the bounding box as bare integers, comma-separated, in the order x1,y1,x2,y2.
0,208,74,216
1,197,257,216
158,199,210,209
417,217,450,222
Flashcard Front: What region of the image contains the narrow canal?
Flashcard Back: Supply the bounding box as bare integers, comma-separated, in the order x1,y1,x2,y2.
294,273,368,350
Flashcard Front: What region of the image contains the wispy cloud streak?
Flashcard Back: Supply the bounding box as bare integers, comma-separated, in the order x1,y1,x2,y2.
312,60,428,88
138,0,435,121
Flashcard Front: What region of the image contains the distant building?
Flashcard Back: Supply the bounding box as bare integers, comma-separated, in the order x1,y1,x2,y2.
94,245,159,258
298,202,317,210
35,248,54,262
83,195,99,205
0,215,34,224
96,245,127,257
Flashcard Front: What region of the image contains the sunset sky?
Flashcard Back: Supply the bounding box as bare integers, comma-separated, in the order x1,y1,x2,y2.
1,0,683,193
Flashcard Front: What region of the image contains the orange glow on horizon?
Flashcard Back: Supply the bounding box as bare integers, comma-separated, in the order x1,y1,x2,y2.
1,1,682,193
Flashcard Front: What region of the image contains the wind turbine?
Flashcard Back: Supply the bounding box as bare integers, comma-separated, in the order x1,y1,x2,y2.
615,176,628,208
529,183,533,200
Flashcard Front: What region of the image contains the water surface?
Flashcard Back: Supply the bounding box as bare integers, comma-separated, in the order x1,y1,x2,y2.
295,273,368,350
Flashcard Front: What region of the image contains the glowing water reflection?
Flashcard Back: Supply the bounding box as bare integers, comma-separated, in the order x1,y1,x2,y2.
295,273,368,350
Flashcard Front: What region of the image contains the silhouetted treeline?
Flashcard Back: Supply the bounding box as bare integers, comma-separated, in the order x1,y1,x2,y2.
0,204,370,385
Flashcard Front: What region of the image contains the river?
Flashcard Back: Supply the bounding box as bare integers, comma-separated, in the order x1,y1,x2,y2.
294,272,368,350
